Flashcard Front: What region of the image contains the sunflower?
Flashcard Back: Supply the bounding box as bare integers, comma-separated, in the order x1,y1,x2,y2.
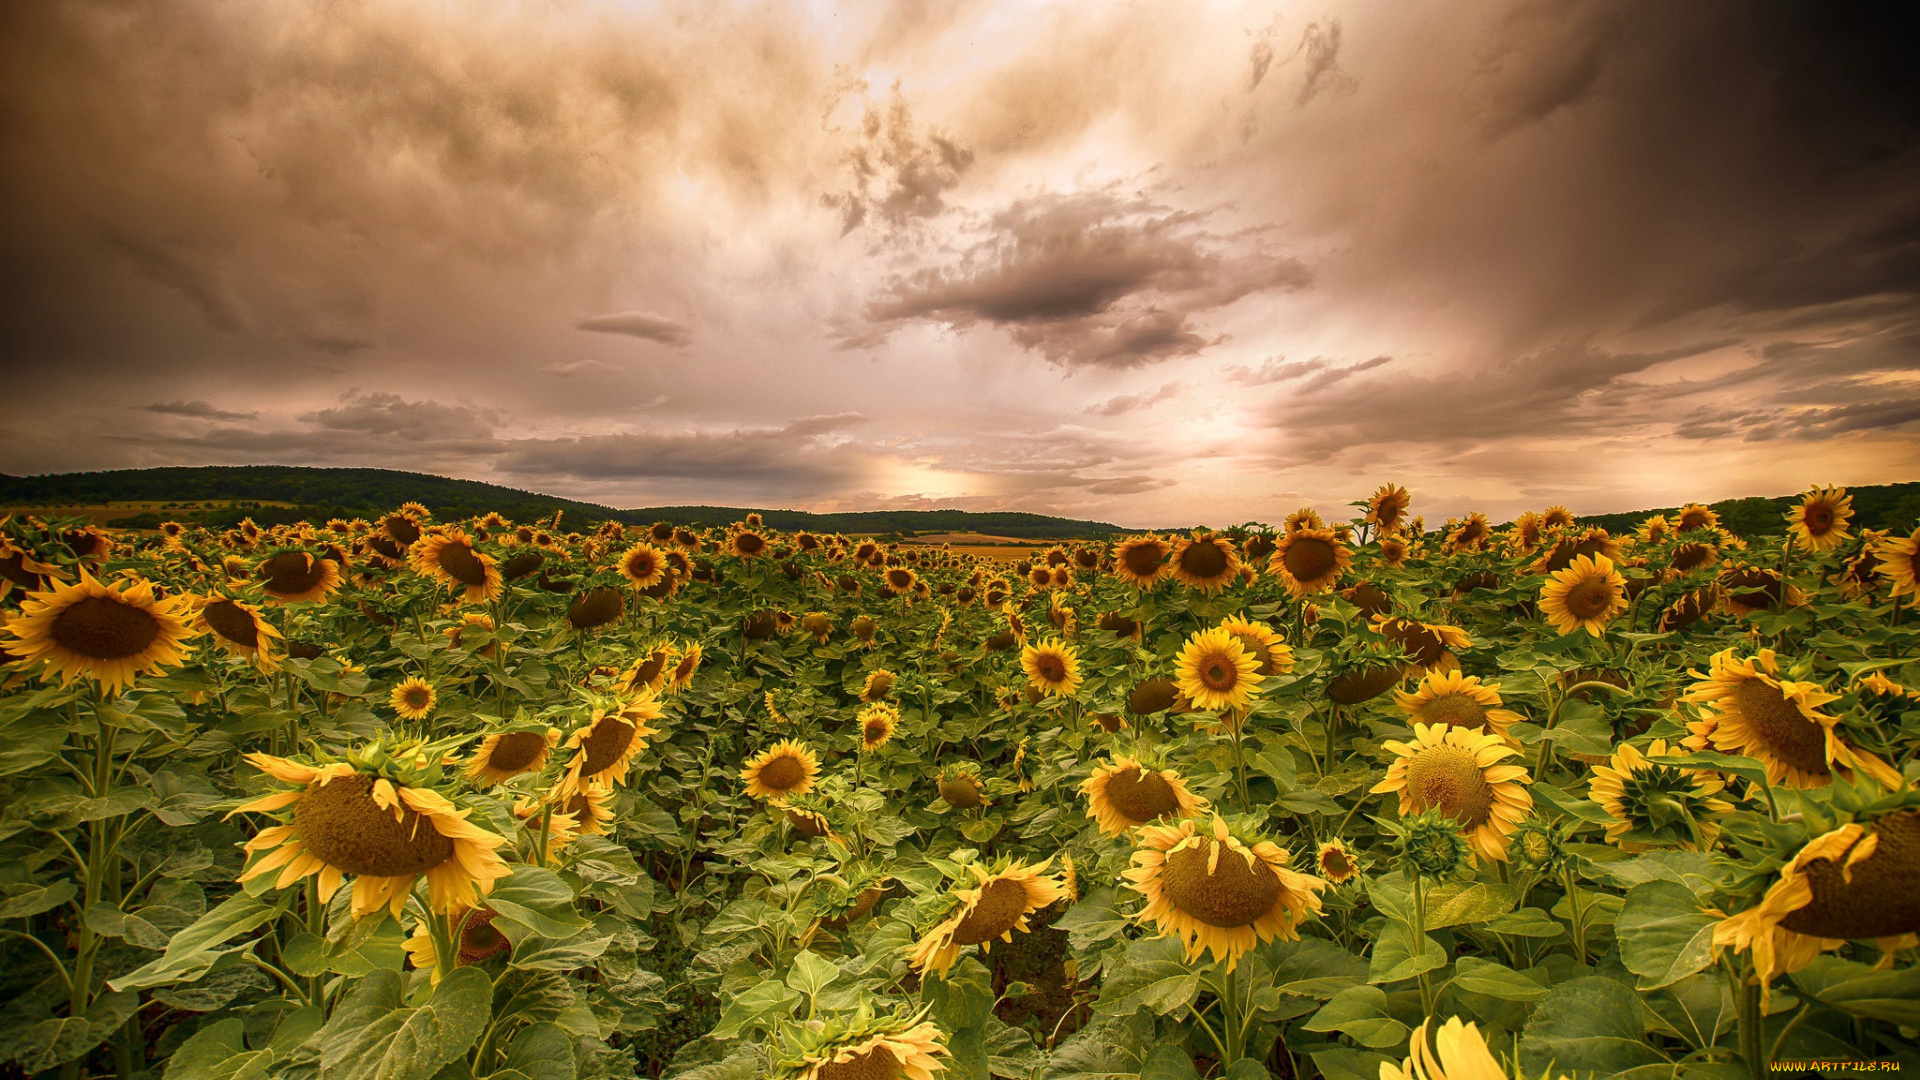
1081,757,1209,836
411,530,502,603
1443,513,1491,553
1393,670,1523,739
861,669,896,703
1874,528,1920,605
567,586,626,630
1370,615,1470,671
1267,528,1351,597
884,567,920,595
464,728,559,786
1217,615,1293,676
1172,627,1262,717
1169,531,1242,593
0,536,63,600
1372,723,1534,863
1377,532,1411,567
1659,585,1720,633
1675,503,1719,532
1637,514,1672,544
936,764,989,810
1284,507,1325,533
232,754,511,918
1384,1016,1563,1080
557,694,661,796
1127,677,1181,715
1713,810,1920,1007
780,1012,950,1080
0,570,199,693
742,739,821,800
1680,648,1900,790
728,529,770,560
617,541,668,589
618,645,678,695
389,677,436,721
1315,839,1358,885
1020,638,1082,698
800,612,834,644
1366,484,1411,532
401,906,511,981
192,594,284,672
858,702,899,751
907,859,1067,977
1539,553,1628,637
1587,739,1734,851
1786,485,1852,553
1124,815,1326,971
667,642,702,692
255,550,343,604
552,780,616,839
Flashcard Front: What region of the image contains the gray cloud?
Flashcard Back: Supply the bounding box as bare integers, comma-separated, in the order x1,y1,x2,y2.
824,84,974,235
137,400,258,421
494,414,871,490
575,311,693,347
297,391,498,442
1086,382,1180,417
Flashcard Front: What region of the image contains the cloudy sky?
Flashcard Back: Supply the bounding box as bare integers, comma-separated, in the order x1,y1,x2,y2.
2,1,1916,527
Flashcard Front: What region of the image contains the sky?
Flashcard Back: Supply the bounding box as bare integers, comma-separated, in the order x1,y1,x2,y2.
1,0,1916,529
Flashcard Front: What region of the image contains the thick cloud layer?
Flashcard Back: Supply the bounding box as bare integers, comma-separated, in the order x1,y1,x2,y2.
1,0,1914,526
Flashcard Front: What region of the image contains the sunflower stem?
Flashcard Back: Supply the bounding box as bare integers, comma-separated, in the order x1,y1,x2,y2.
1411,873,1434,1016
1230,718,1250,812
305,876,325,1008
1561,863,1588,965
1729,958,1765,1080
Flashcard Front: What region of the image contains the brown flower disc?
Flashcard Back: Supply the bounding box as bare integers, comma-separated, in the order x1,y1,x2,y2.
1732,679,1831,779
1778,811,1920,940
568,587,625,629
1105,767,1179,825
950,877,1031,945
1128,677,1180,715
1282,537,1337,583
818,1047,903,1080
436,541,488,586
486,731,548,774
1177,539,1229,579
1328,665,1403,705
51,595,160,660
579,718,637,778
294,774,453,877
757,754,806,792
499,551,544,581
742,610,778,640
202,599,260,649
259,553,327,596
1160,840,1282,929
456,907,510,964
984,631,1017,652
382,515,422,547
939,776,985,810
1405,745,1496,829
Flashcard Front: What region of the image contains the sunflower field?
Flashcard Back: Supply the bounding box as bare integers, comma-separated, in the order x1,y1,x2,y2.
0,487,1916,1080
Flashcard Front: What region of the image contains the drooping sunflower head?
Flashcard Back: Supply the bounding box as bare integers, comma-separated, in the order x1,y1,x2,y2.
936,762,989,810
1081,757,1209,837
256,549,344,604
1787,485,1853,553
775,1007,950,1080
232,751,512,918
1717,563,1805,618
742,739,821,800
1539,553,1628,638
192,594,284,672
907,858,1067,977
1674,503,1719,532
0,570,200,694
861,669,896,703
1392,670,1523,738
1444,513,1492,553
1124,815,1326,971
411,530,501,603
1127,676,1181,716
559,693,661,795
1268,527,1351,597
1681,648,1900,790
618,644,679,695
1372,723,1534,864
1174,627,1263,715
567,586,626,630
1370,615,1470,671
1366,484,1411,531
550,779,617,839
1658,585,1721,633
1315,839,1359,885
858,702,900,752
464,727,560,786
1169,531,1243,594
1020,637,1082,698
1588,739,1735,850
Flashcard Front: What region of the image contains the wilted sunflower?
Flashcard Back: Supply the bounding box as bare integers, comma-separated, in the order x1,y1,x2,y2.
1315,839,1358,884
389,677,436,721
1714,809,1920,1006
1124,815,1326,971
742,739,820,800
1874,527,1920,605
1393,670,1523,739
464,728,559,786
1268,528,1351,597
1786,485,1853,552
1366,484,1411,532
558,694,661,795
1081,757,1209,836
617,541,668,589
1539,553,1628,637
255,550,343,604
1020,638,1082,698
1174,627,1262,715
1587,739,1734,850
401,905,511,981
0,570,199,693
1169,531,1243,593
1372,723,1534,863
1681,648,1900,790
858,702,900,751
1217,615,1294,676
193,594,283,672
1384,1016,1565,1080
412,530,501,603
861,669,896,703
907,859,1067,977
232,753,511,918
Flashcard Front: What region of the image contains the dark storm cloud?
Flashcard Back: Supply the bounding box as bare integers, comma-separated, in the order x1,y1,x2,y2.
858,190,1311,368
137,400,258,421
575,312,694,347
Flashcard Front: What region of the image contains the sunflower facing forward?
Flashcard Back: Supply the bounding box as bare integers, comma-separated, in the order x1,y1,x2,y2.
1169,531,1243,593
1124,815,1326,971
1020,638,1082,698
389,677,437,721
1539,553,1628,637
1786,485,1853,553
0,570,199,693
858,702,900,752
1366,484,1411,532
1081,757,1209,837
907,859,1067,977
231,752,511,918
1372,723,1534,863
558,694,662,796
742,739,821,800
1681,648,1900,790
1268,528,1351,597
1392,670,1523,739
1173,627,1263,715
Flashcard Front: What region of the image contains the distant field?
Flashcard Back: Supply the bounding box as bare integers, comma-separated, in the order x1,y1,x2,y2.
0,500,296,526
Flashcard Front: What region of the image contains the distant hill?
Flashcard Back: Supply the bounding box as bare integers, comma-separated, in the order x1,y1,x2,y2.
1574,481,1920,539
0,466,1123,538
